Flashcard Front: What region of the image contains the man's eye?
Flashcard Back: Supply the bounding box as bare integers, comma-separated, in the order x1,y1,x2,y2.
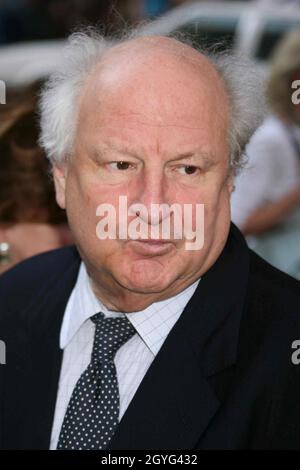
178,165,199,175
109,161,132,171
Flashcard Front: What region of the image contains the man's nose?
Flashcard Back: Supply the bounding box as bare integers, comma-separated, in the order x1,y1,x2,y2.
131,170,169,225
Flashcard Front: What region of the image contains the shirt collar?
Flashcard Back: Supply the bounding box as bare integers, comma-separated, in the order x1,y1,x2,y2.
60,262,200,356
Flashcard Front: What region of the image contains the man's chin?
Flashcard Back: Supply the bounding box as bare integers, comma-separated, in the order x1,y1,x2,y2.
115,269,175,297
120,277,172,295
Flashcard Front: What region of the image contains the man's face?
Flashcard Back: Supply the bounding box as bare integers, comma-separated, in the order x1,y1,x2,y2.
53,40,233,308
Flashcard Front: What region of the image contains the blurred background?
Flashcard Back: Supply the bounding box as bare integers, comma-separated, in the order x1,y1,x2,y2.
1,0,300,278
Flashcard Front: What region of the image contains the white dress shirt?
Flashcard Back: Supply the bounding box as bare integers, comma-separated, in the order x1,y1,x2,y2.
50,262,200,449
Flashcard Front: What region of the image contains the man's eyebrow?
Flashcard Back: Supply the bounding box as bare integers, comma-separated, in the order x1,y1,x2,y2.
167,152,215,165
92,146,216,165
92,144,140,159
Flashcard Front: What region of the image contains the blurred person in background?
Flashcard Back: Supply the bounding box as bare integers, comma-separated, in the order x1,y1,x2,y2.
0,83,72,274
231,29,300,279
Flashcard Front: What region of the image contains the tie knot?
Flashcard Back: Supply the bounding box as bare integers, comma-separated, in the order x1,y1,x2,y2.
91,312,136,363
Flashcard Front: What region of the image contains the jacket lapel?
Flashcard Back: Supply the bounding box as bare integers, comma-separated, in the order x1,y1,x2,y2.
108,316,221,450
109,223,250,450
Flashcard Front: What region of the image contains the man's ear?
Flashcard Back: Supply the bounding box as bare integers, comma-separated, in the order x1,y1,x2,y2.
226,170,235,194
52,163,68,209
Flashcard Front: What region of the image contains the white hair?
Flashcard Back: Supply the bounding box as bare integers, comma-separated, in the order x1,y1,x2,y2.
210,51,266,173
39,28,266,174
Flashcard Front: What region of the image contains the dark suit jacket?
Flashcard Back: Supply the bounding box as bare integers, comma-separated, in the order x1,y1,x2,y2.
0,223,300,450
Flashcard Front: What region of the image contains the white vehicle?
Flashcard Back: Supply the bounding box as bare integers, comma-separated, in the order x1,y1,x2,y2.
140,1,300,64
0,39,65,87
1,1,300,87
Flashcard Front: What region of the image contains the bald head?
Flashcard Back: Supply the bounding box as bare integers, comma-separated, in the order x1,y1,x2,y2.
79,35,229,123
40,29,265,171
76,35,230,161
97,35,221,77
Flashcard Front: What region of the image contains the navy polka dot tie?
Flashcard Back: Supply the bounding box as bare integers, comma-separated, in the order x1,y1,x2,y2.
57,312,136,450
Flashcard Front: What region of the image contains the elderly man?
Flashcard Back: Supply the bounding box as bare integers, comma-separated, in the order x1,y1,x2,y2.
0,31,300,451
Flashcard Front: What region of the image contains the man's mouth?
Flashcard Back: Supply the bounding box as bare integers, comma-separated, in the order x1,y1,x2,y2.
127,239,175,255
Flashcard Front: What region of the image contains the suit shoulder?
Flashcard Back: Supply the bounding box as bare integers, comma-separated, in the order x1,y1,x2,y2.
238,251,300,449
0,245,80,311
249,249,300,300
242,250,300,345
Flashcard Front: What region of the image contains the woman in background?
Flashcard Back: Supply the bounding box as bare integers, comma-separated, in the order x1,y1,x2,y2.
0,84,72,274
231,29,300,279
